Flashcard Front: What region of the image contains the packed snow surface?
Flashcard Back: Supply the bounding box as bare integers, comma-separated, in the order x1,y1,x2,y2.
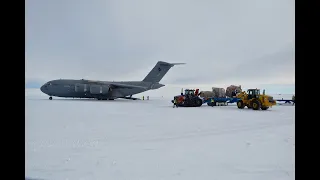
26,89,295,180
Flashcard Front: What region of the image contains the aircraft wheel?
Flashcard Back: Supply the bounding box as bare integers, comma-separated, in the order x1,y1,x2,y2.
49,97,52,100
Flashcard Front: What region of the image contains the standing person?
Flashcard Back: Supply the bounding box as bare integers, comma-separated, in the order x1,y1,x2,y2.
173,98,178,108
292,95,295,105
210,98,215,106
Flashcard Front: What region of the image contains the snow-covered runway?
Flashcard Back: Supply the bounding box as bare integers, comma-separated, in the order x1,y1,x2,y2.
26,89,295,180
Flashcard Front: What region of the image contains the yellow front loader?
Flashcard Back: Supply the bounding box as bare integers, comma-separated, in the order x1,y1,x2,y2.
236,89,276,110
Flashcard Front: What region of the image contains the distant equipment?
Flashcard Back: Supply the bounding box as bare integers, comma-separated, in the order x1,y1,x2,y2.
275,94,295,105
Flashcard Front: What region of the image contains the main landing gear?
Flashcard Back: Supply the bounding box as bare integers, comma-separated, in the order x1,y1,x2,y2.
49,97,52,100
97,98,114,100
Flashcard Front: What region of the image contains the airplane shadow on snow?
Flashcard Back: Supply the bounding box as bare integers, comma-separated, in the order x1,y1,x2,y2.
57,99,142,103
30,98,142,103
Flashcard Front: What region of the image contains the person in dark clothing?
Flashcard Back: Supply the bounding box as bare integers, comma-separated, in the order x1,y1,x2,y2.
173,98,178,108
292,95,295,105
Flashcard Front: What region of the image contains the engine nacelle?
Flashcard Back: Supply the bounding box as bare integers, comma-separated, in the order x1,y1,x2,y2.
75,83,88,92
90,85,111,94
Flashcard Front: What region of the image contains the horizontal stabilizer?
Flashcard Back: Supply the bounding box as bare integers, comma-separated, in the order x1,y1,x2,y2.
170,63,186,65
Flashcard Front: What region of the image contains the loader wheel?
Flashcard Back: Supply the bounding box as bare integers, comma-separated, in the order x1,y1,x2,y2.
251,100,261,110
237,100,245,109
261,106,269,110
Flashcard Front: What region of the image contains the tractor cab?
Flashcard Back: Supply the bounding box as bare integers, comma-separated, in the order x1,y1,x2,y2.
184,89,195,96
247,89,260,99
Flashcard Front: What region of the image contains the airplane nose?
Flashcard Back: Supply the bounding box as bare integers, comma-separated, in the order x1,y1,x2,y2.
40,84,47,94
40,85,44,93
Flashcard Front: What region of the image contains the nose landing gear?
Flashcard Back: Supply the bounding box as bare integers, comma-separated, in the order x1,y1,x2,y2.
49,97,52,100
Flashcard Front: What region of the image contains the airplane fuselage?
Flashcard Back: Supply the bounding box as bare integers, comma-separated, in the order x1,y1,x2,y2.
40,61,185,100
40,79,164,100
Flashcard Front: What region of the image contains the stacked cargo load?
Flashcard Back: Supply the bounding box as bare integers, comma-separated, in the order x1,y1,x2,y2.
212,87,226,98
198,91,214,100
198,85,242,99
226,85,242,97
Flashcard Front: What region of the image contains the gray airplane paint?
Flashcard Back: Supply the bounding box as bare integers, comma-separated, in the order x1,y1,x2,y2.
40,61,185,100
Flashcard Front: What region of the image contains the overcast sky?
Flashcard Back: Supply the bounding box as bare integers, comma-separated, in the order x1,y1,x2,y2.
26,0,295,94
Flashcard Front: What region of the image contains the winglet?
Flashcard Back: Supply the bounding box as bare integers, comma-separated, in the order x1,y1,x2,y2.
158,61,186,66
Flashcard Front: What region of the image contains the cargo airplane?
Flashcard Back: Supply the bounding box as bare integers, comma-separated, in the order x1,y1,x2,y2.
40,61,185,100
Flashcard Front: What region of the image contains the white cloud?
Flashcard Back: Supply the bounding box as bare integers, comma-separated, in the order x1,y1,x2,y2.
26,0,294,89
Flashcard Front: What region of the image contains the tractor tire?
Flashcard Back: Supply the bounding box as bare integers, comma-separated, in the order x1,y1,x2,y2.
237,100,245,109
261,106,269,110
195,98,202,107
184,100,191,107
251,99,261,110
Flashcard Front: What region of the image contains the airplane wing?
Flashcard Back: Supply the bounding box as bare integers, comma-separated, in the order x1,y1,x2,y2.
108,82,148,90
86,80,148,89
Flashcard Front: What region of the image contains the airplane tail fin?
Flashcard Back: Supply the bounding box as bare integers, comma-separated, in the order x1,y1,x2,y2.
142,61,186,83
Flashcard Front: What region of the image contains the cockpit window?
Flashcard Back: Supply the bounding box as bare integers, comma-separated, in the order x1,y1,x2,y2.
46,82,52,86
